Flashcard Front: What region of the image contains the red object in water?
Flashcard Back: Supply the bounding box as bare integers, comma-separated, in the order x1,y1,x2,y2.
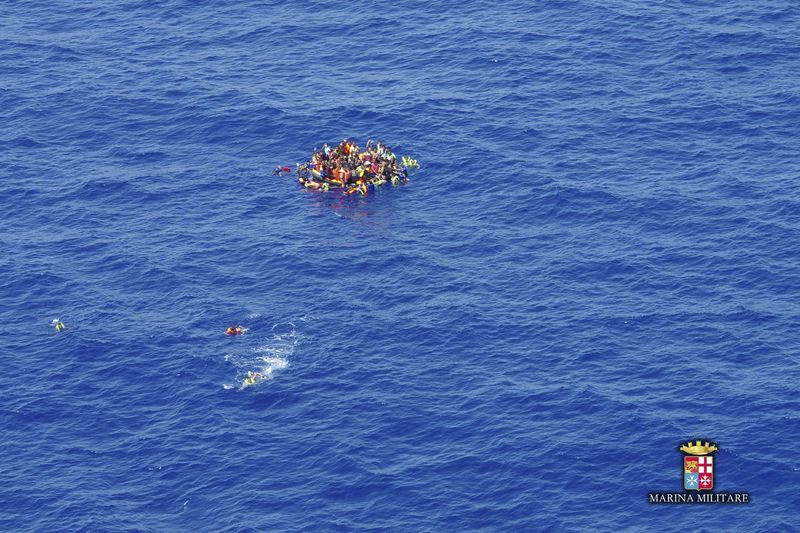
282,166,291,172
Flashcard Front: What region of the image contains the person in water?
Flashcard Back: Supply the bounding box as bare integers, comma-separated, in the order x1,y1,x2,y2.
243,371,263,387
226,326,243,335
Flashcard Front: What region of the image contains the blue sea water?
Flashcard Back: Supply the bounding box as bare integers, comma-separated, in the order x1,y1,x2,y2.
2,0,799,530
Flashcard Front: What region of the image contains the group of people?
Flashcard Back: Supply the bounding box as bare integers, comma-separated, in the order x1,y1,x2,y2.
295,139,418,195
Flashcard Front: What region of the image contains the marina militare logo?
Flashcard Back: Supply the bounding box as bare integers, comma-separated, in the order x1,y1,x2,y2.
681,440,716,490
648,440,750,504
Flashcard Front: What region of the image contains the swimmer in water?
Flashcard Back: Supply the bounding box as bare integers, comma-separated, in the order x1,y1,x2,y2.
243,371,264,387
226,326,244,335
53,319,65,332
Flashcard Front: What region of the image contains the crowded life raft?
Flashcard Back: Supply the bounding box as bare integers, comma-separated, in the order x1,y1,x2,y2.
294,139,419,196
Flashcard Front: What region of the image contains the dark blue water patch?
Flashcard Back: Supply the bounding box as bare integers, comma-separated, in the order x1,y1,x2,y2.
0,136,47,149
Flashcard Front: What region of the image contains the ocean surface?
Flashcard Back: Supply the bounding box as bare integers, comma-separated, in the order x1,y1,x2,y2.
2,1,799,530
